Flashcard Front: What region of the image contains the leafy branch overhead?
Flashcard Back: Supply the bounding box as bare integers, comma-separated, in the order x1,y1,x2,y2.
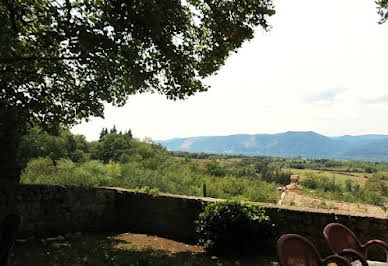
0,0,275,129
377,0,388,23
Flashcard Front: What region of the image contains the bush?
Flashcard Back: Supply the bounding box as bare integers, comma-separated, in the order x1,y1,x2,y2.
196,201,276,256
205,160,226,177
301,173,318,189
263,169,292,185
21,157,56,184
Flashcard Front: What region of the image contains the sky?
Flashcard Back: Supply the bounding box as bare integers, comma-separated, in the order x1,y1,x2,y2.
71,0,388,141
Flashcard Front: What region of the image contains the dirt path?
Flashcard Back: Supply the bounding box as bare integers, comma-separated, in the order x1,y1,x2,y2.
115,233,204,253
11,232,277,265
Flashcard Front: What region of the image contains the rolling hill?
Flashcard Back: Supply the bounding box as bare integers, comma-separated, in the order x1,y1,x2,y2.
157,131,388,161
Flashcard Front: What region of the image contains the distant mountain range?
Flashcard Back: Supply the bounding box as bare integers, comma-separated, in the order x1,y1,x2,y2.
157,131,388,161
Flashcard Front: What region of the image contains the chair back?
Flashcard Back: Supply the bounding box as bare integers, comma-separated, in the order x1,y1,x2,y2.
323,223,364,255
278,234,323,266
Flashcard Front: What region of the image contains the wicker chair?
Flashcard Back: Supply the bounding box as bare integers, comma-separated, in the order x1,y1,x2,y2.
277,234,352,266
0,214,21,266
323,223,388,266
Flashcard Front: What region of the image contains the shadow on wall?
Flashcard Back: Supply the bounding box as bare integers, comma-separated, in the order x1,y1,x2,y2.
2,184,388,256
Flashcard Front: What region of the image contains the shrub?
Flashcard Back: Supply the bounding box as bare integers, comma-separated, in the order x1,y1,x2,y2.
242,181,277,203
137,186,160,195
301,173,318,189
365,166,376,173
345,179,354,192
196,201,276,256
55,159,102,187
21,157,56,184
205,160,226,177
262,169,292,185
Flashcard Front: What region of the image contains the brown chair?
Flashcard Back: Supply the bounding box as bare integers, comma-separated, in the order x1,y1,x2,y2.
277,234,352,266
0,214,21,266
323,223,388,266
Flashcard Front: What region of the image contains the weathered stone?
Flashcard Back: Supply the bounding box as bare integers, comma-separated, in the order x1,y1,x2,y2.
1,184,388,255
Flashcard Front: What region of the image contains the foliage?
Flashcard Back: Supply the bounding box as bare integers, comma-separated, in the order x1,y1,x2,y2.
364,177,387,195
377,0,388,23
196,201,276,255
261,168,292,186
345,179,354,192
19,127,388,209
301,172,388,209
206,176,277,203
91,132,134,163
0,0,275,182
137,186,160,195
204,160,226,177
1,0,275,130
17,127,89,168
21,157,56,184
301,173,341,192
19,129,279,203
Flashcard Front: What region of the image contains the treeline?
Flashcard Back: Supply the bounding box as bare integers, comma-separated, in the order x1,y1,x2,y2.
19,127,295,204
172,151,388,177
17,127,162,168
281,158,387,176
19,127,388,208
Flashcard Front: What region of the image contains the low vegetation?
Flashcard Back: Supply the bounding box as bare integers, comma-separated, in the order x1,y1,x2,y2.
18,127,388,209
196,201,277,256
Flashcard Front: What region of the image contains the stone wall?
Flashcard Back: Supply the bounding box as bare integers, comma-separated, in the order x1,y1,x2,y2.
1,184,388,255
0,185,116,237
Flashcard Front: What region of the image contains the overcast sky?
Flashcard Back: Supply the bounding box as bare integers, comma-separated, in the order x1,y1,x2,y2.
71,0,388,141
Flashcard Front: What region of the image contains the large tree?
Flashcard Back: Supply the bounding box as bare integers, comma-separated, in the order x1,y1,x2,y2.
0,0,275,185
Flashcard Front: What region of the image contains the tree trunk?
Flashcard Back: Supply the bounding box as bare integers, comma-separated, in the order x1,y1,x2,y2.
0,106,20,214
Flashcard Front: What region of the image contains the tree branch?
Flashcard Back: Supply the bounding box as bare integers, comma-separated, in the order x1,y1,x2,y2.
0,56,93,64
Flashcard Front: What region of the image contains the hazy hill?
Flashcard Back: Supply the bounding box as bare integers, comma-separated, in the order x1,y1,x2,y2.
331,134,388,143
157,131,388,161
343,139,388,160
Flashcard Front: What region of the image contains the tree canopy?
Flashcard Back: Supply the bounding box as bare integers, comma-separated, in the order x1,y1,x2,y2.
1,0,275,130
0,0,275,184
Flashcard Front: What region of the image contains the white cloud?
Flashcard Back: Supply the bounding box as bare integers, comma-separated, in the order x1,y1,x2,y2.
305,88,348,103
362,94,388,104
